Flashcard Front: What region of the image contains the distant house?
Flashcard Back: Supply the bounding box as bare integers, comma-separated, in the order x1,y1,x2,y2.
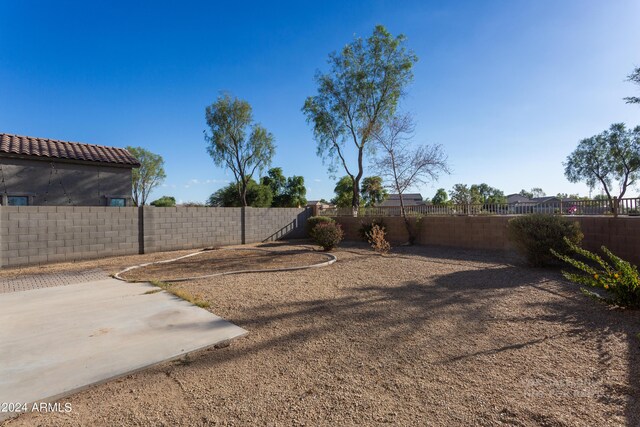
504,194,603,214
0,133,140,206
306,200,334,210
378,193,426,207
506,194,531,204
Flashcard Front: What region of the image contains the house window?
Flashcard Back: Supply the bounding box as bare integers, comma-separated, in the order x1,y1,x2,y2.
109,198,126,207
8,196,29,206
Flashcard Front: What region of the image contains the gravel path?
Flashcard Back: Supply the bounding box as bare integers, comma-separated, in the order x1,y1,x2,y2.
4,242,640,426
0,269,109,294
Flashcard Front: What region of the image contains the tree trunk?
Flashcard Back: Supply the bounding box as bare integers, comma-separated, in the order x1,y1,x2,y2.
398,193,414,244
351,179,360,217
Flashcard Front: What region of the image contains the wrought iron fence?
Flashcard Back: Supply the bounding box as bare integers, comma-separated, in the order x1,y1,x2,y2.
320,197,640,217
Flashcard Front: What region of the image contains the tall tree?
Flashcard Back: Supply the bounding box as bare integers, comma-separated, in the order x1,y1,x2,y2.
624,67,640,104
205,93,275,207
373,114,449,242
431,188,448,205
126,146,166,206
303,25,418,215
361,176,388,207
564,123,640,216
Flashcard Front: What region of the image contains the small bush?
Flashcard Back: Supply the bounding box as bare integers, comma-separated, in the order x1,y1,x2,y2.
358,218,386,241
507,214,583,267
311,222,344,251
306,216,335,236
366,224,390,254
150,196,176,207
552,238,640,308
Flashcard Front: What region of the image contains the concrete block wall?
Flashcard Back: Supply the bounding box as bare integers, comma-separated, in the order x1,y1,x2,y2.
244,207,311,243
0,206,138,267
0,206,312,267
334,215,640,265
143,207,243,253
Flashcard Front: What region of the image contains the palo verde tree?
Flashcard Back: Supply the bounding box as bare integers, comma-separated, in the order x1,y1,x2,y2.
302,25,418,216
564,123,640,216
126,146,166,206
373,113,449,243
205,93,275,207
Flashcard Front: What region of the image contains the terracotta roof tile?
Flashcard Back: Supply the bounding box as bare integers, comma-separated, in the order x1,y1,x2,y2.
0,133,140,167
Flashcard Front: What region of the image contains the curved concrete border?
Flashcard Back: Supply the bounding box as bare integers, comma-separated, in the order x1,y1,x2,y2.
114,246,337,283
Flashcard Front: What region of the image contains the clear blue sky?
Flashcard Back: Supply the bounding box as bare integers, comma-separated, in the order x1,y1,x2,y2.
1,0,639,203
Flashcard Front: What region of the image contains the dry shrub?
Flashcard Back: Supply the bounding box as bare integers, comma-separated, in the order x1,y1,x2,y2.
366,224,391,254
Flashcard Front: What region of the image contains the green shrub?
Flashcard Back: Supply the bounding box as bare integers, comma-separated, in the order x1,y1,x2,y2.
311,222,344,251
306,216,334,236
507,214,583,267
150,196,176,207
358,218,386,241
552,238,640,308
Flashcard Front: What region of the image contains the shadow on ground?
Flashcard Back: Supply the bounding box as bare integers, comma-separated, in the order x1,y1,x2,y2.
163,249,640,426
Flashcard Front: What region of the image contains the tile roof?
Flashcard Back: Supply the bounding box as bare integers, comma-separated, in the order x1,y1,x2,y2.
0,133,140,167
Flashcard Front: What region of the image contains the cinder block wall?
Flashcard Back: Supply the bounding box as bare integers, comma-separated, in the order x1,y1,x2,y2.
0,206,138,267
334,215,640,265
0,206,312,267
244,207,311,243
143,206,243,252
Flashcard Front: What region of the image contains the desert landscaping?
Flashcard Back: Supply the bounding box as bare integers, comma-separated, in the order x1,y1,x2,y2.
2,242,638,426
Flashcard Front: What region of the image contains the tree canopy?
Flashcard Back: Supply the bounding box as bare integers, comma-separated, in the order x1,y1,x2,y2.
431,188,448,205
360,176,388,207
302,25,418,213
448,183,505,205
564,123,640,213
150,196,176,207
205,93,275,206
208,179,273,207
518,188,546,199
472,183,506,204
126,146,166,206
331,176,358,208
331,175,386,208
449,184,480,205
624,67,640,105
262,167,307,207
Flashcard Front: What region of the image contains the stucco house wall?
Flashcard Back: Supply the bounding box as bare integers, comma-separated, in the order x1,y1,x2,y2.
0,133,139,206
0,157,133,206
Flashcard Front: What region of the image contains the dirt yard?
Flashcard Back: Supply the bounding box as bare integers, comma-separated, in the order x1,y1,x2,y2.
120,246,333,282
4,242,640,426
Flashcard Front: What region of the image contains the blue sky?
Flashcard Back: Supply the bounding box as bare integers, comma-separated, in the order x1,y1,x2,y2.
1,0,639,203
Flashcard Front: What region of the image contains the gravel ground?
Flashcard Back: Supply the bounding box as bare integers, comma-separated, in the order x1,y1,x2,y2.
4,242,640,426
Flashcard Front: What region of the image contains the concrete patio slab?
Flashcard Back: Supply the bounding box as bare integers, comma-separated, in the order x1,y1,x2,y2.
0,278,247,421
